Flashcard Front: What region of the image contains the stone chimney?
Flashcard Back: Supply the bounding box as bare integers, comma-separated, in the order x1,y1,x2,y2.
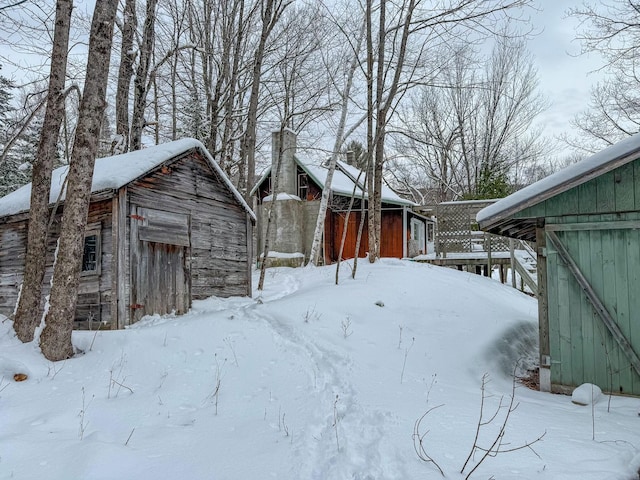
271,128,297,196
346,150,355,166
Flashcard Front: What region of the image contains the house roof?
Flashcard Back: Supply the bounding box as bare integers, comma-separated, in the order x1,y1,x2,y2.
477,132,640,240
0,138,256,221
251,156,416,207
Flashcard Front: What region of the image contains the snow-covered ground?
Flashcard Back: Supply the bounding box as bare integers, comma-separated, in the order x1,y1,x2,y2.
1,260,640,479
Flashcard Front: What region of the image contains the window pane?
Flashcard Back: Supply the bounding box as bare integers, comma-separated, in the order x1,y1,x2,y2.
82,235,98,272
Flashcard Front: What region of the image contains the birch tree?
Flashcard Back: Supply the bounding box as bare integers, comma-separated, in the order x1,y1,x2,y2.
40,0,118,361
308,16,366,266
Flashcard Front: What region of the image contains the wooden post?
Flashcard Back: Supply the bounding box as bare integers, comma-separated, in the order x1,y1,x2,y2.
486,233,492,277
536,221,550,392
510,238,516,289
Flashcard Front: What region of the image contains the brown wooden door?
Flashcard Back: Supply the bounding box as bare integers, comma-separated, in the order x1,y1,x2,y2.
131,206,190,323
330,211,368,262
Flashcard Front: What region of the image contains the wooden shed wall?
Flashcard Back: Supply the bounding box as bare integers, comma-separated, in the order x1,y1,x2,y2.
515,158,640,219
0,198,114,329
545,212,640,395
126,152,251,306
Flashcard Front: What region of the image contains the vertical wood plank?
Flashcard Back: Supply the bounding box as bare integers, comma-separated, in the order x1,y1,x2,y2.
600,227,621,392
595,172,616,213
627,227,640,394
117,188,129,328
635,159,640,210
111,194,119,329
614,162,635,212
577,228,595,389
577,182,597,215
613,228,632,393
565,230,584,386
555,233,573,387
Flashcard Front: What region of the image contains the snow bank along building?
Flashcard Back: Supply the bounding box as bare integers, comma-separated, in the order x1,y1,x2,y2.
478,133,640,396
0,139,255,329
252,129,429,266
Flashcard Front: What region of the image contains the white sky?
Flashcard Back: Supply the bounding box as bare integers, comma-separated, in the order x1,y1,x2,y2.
0,0,604,155
527,1,604,146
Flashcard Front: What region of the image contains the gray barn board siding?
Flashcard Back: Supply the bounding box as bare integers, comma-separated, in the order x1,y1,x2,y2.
0,199,114,329
0,145,253,330
126,152,251,306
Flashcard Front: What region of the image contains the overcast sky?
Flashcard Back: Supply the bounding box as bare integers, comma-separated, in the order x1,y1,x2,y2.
527,1,604,149
0,0,603,156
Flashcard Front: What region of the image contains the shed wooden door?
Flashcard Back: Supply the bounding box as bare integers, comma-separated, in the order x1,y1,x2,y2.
130,207,191,323
546,221,640,394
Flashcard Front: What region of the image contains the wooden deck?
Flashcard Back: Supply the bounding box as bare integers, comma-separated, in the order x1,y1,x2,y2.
412,201,538,291
414,252,512,282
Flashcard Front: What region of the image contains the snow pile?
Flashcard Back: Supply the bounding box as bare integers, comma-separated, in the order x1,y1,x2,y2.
572,383,603,406
1,260,640,479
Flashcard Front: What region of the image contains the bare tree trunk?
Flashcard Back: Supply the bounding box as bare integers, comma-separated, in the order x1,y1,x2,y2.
238,0,290,199
221,0,244,175
335,169,364,284
352,153,371,279
40,0,118,361
130,0,158,151
114,0,137,154
308,20,365,266
12,0,72,343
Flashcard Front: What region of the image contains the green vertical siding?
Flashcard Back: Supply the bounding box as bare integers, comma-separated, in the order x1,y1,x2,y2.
547,214,640,394
515,157,640,220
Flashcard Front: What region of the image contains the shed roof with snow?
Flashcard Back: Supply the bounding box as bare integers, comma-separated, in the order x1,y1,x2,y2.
0,138,255,221
477,133,640,241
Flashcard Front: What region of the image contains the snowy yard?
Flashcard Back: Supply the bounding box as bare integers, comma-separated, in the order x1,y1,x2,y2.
1,260,639,479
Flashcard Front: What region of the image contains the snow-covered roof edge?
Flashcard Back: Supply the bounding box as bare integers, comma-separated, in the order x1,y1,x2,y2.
477,132,640,228
193,141,256,222
0,138,256,221
250,156,416,207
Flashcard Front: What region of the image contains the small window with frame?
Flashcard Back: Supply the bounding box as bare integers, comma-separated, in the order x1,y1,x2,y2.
298,173,308,200
81,230,101,275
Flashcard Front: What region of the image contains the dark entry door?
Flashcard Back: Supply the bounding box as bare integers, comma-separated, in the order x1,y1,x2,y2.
131,206,190,323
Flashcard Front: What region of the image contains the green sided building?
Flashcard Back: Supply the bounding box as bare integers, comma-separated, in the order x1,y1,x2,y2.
478,134,640,396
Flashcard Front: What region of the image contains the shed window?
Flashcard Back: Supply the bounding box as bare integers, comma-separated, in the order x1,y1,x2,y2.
298,173,308,200
82,231,100,274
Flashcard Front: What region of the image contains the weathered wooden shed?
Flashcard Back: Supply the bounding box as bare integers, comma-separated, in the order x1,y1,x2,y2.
0,139,255,329
477,134,640,395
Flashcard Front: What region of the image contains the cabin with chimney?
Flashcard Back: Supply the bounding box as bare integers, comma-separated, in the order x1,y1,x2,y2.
0,139,255,330
251,129,429,266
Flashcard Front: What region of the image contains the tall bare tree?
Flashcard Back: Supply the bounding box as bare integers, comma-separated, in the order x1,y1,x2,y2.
40,0,118,361
566,1,640,151
113,0,137,154
308,14,366,266
12,0,72,343
238,0,292,199
130,0,158,151
393,38,547,200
